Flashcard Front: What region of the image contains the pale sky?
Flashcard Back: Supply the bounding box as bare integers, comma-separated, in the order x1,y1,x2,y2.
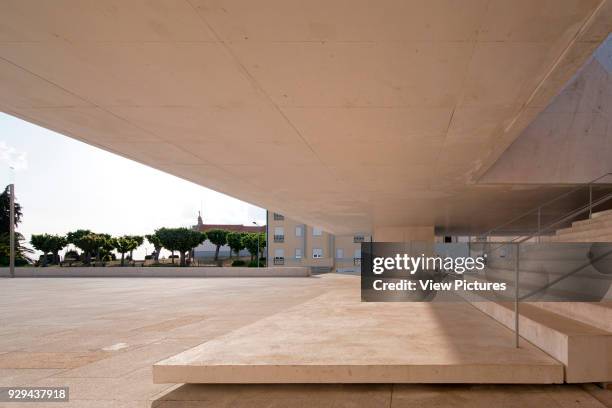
0,112,266,259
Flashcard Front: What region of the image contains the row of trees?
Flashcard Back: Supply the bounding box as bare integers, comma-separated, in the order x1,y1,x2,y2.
1,185,267,268
30,228,266,267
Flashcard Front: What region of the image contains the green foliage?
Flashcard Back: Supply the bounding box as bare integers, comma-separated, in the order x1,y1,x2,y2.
242,232,266,261
0,232,32,266
68,232,110,265
0,185,22,233
155,227,206,266
248,260,264,267
231,259,246,267
145,233,163,261
113,235,140,266
30,234,67,266
226,232,245,258
66,229,92,244
205,229,228,261
0,185,30,266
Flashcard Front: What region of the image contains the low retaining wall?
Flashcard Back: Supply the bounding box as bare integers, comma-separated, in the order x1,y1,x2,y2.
0,266,310,278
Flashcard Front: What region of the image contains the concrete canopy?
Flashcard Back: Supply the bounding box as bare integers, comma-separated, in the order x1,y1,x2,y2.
1,1,612,235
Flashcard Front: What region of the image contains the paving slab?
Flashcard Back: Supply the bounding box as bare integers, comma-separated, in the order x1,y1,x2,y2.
154,276,563,384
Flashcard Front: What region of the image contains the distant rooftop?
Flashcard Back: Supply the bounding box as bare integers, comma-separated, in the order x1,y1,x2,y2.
193,211,265,234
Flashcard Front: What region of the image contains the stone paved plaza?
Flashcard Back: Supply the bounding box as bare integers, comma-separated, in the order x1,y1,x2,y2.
0,275,610,407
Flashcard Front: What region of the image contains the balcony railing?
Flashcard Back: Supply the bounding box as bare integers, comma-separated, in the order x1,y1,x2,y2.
273,257,285,265
273,213,284,221
353,235,365,243
353,257,362,266
273,235,284,242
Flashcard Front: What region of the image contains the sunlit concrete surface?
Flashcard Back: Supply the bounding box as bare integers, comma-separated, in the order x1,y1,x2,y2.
1,1,612,234
0,275,609,406
154,274,563,384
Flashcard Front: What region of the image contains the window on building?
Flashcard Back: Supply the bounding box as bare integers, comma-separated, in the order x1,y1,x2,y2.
295,226,303,237
273,213,284,221
336,248,344,259
354,248,362,266
274,248,285,265
313,227,322,236
295,248,302,259
274,227,284,242
313,248,323,258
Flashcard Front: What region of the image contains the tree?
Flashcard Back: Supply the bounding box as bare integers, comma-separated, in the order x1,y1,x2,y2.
126,235,143,261
46,235,68,265
68,232,109,265
241,232,266,263
67,229,92,262
96,233,113,262
30,234,53,267
226,232,245,259
155,227,206,267
30,234,67,266
242,233,258,262
206,229,228,261
113,236,139,266
145,233,163,262
0,185,30,266
0,185,22,233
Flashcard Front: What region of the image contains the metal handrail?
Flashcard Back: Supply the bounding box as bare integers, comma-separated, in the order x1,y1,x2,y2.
479,172,612,239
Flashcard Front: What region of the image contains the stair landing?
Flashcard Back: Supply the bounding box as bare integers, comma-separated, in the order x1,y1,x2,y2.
154,275,563,384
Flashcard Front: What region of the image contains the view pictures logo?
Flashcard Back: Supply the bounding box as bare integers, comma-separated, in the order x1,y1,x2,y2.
372,253,486,275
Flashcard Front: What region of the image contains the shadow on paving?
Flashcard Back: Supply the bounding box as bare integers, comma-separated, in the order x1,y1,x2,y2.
151,383,611,408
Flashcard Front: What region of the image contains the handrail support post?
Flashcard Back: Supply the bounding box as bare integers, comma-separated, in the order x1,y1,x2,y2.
514,243,520,348
589,184,593,219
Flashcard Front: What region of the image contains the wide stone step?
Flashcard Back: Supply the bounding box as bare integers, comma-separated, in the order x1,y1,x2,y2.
556,226,612,239
529,301,612,333
572,211,612,228
465,297,612,383
592,209,612,219
548,232,612,242
154,285,563,384
557,220,612,235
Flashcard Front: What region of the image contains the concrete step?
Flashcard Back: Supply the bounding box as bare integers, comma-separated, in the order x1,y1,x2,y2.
557,220,612,235
556,226,612,239
592,209,612,219
572,211,612,228
154,287,564,384
548,232,612,242
529,301,612,333
465,296,612,383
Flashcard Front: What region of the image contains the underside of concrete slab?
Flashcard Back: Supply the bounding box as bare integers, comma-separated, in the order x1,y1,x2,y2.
154,274,563,384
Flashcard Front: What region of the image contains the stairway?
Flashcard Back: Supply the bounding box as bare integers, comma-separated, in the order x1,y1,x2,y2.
546,209,612,242
466,209,612,382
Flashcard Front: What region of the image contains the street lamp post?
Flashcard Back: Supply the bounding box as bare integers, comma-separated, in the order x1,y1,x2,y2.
252,222,260,268
9,183,14,278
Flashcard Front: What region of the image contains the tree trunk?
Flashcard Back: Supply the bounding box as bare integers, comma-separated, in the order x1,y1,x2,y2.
214,245,220,261
41,252,48,267
154,246,160,262
52,251,60,265
179,251,186,267
171,250,175,264
120,253,125,267
129,249,134,261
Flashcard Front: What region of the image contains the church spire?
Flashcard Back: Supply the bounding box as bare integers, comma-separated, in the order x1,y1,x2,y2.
197,210,203,227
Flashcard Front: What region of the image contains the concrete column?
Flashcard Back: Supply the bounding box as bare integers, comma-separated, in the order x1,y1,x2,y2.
373,226,434,243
